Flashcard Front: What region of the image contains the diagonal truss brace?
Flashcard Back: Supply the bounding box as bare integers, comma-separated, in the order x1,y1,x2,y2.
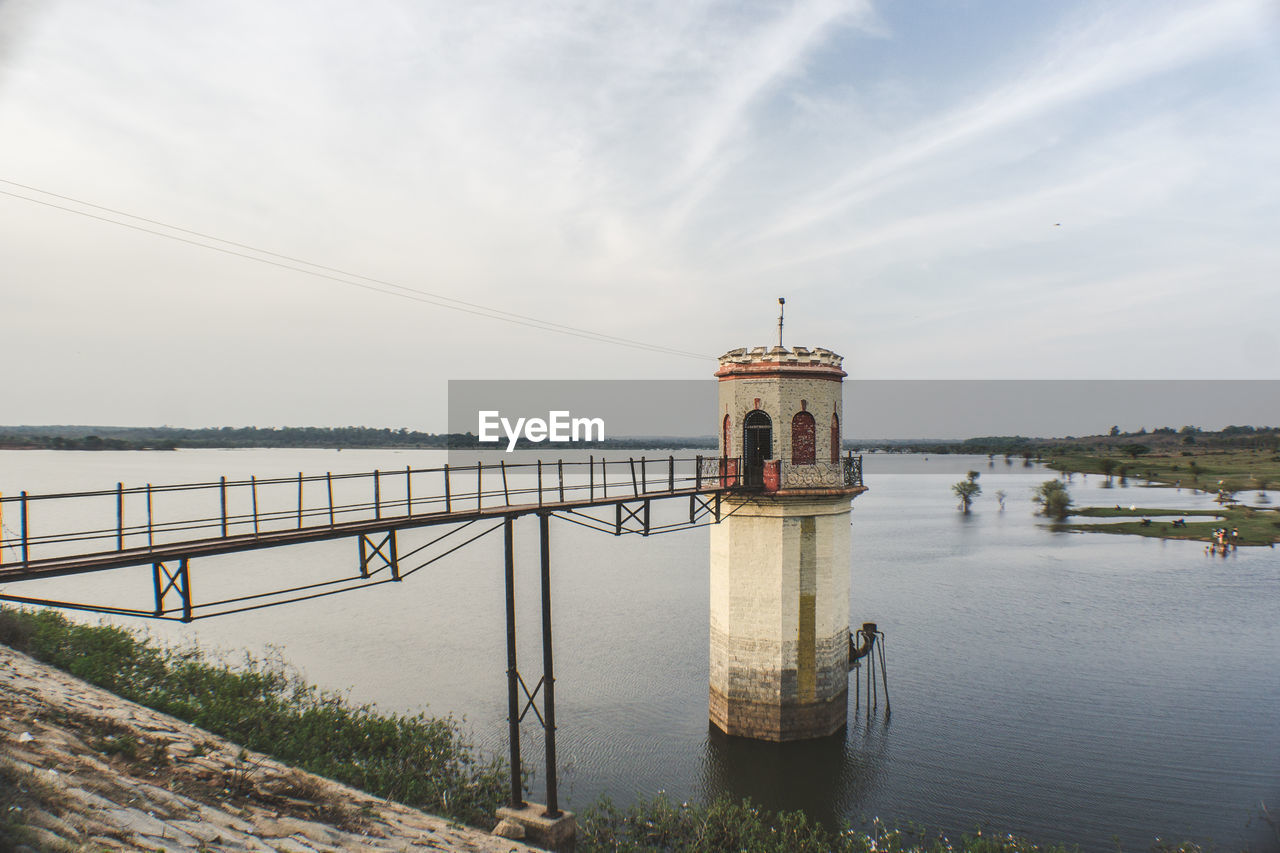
358,531,400,580
152,558,192,622
514,670,547,727
689,492,720,525
615,500,651,536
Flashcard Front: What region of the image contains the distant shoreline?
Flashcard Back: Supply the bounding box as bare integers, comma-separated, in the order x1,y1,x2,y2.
2,424,1276,454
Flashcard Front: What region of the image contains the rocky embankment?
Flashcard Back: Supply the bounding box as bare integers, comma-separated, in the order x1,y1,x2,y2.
1,644,534,852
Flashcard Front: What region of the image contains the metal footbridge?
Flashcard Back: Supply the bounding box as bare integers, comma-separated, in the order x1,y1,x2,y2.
0,451,864,821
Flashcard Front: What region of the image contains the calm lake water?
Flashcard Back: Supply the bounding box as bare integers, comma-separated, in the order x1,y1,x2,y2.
2,449,1277,852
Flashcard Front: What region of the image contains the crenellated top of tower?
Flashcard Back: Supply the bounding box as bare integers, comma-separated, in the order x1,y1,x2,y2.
715,346,845,380
718,345,843,367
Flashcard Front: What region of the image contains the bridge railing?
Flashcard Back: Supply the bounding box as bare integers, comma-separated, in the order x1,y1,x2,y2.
0,455,745,567
778,453,865,489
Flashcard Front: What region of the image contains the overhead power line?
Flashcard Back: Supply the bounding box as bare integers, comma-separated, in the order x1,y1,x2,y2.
0,178,711,361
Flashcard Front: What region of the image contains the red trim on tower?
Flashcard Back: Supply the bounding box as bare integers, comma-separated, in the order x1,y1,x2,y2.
715,362,846,381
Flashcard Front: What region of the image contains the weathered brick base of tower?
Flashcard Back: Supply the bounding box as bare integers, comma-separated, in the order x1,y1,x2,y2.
709,493,852,741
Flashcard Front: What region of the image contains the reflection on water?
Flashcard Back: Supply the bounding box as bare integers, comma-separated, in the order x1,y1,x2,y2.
700,717,891,827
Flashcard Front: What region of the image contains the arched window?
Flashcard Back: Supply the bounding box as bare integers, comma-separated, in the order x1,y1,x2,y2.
722,414,731,458
743,409,772,488
791,411,816,465
830,413,840,463
743,410,772,462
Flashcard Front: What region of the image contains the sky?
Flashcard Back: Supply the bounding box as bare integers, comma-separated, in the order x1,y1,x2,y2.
1,0,1278,430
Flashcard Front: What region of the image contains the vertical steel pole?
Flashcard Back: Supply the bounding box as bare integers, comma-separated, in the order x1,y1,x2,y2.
152,562,163,615
179,558,192,623
251,477,259,535
855,643,861,713
477,463,483,511
444,464,451,513
220,476,228,537
696,455,703,491
374,470,382,520
557,460,564,503
146,484,154,548
388,531,401,581
589,455,594,501
501,461,510,506
503,517,524,808
406,466,413,516
669,455,674,491
116,483,124,550
327,473,335,526
878,636,891,713
538,512,560,817
537,461,543,508
297,473,304,528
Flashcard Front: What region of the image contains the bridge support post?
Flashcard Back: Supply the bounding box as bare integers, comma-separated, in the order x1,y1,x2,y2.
503,516,524,809
538,511,561,819
494,513,576,851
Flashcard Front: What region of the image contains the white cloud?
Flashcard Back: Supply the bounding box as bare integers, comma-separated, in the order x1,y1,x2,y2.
0,0,1277,426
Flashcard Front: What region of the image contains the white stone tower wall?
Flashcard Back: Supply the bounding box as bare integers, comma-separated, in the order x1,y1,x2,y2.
709,495,851,739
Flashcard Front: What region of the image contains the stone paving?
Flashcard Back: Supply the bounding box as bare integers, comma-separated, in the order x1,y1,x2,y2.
0,644,535,852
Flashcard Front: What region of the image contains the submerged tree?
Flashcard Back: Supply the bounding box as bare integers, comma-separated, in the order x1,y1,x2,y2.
952,470,982,513
1033,480,1072,520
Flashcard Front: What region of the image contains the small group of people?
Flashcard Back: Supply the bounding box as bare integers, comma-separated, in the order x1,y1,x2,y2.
1206,526,1239,555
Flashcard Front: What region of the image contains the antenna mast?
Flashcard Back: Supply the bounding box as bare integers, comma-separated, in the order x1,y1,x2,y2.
777,297,786,348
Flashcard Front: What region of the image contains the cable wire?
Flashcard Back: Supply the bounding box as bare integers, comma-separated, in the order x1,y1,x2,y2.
0,179,712,361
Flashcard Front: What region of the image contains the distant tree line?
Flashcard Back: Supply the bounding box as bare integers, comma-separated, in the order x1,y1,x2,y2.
852,426,1279,456
0,425,717,451
2,424,1275,453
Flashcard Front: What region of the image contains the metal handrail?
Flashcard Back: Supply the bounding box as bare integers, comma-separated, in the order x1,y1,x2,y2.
0,455,737,567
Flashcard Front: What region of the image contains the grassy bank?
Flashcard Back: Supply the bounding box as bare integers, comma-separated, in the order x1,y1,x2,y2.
1064,504,1280,545
1044,448,1280,495
0,606,508,828
1,606,1221,852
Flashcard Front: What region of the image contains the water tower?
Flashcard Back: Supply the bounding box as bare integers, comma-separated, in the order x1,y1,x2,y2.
708,329,866,740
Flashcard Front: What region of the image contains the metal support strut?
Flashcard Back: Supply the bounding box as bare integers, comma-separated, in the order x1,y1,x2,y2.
849,621,890,717
538,512,561,818
503,517,525,809
357,531,400,580
152,558,192,622
500,514,562,819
